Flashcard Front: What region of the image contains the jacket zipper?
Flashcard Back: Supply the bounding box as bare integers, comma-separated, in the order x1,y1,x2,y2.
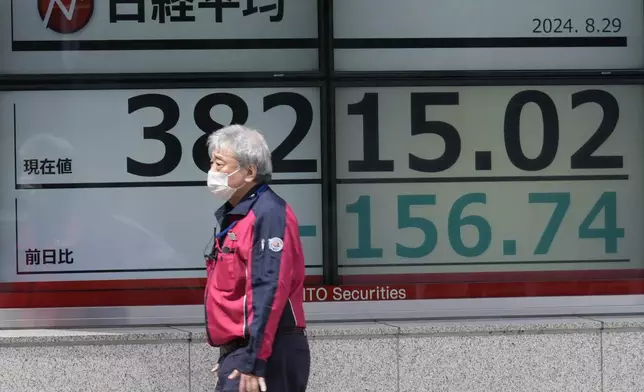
289,298,298,326
242,267,248,338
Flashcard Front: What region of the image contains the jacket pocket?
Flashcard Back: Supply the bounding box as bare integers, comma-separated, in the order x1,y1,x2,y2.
214,252,241,292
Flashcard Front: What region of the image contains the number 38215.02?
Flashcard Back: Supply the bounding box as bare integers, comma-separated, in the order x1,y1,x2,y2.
346,191,624,259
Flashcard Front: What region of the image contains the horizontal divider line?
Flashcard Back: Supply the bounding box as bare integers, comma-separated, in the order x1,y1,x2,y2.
14,176,626,187
339,269,644,285
0,275,324,293
334,36,628,49
3,286,206,293
332,69,644,80
339,259,630,268
4,73,644,93
17,265,322,275
17,268,205,274
337,175,628,184
15,179,321,189
12,38,319,52
13,37,625,52
0,72,325,85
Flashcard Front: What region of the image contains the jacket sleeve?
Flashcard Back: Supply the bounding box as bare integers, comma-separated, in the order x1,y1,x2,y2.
237,204,298,377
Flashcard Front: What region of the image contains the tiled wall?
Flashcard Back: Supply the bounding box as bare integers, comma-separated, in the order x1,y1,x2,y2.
2,317,644,392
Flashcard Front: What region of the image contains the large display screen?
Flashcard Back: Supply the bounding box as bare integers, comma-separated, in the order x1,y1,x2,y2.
335,85,644,277
2,2,644,313
0,87,323,286
0,0,319,74
334,0,644,71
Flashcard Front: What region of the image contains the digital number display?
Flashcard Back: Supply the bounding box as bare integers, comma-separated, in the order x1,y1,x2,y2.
125,90,319,178
533,18,622,34
334,0,644,71
12,88,320,183
2,0,644,310
1,0,318,74
0,87,322,282
335,85,644,276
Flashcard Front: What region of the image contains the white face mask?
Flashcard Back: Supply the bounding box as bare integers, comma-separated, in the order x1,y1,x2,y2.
207,167,240,202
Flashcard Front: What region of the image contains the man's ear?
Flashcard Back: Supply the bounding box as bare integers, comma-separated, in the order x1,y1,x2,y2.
244,165,257,182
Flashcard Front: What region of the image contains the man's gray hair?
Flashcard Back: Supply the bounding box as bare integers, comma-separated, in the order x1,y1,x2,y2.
206,124,273,183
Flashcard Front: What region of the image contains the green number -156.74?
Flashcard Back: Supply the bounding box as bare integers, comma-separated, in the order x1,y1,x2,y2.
345,192,624,259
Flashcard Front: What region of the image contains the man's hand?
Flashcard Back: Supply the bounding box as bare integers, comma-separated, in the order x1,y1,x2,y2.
228,369,267,392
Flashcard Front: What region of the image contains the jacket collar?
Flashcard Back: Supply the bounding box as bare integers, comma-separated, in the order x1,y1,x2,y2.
214,183,268,224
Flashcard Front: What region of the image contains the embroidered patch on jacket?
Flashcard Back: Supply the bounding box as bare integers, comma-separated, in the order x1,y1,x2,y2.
268,237,284,252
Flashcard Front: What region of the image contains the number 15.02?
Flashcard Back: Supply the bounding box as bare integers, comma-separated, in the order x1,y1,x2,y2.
345,192,624,259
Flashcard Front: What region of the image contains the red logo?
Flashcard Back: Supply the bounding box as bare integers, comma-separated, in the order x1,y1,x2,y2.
37,0,94,34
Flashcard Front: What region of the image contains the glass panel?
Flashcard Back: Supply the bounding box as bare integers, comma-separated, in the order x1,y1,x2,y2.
334,0,644,71
0,86,323,308
334,84,644,300
0,0,319,74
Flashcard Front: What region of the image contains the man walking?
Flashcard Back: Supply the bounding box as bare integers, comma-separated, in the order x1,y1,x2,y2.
203,124,310,392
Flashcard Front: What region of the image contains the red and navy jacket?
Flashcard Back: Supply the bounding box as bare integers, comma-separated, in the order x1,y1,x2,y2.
204,183,307,377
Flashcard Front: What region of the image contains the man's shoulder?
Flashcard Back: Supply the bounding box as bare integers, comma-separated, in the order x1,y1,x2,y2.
252,187,287,215
251,187,298,226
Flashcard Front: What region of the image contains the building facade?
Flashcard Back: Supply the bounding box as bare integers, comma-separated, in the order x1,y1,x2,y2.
1,1,644,391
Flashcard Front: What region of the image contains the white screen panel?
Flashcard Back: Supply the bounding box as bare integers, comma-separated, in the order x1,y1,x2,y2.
1,0,318,73
335,85,644,276
334,0,644,71
0,87,322,282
